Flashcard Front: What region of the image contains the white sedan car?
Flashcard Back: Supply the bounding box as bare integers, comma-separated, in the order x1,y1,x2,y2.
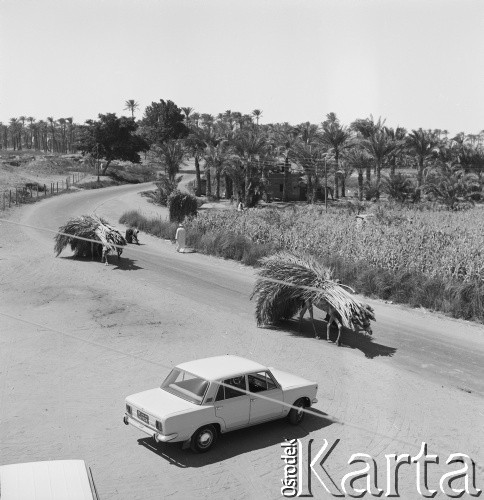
124,355,318,452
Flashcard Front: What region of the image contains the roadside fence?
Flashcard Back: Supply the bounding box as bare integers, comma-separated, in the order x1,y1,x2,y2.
0,171,88,211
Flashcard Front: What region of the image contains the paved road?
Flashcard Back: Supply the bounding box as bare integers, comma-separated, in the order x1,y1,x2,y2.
1,183,483,499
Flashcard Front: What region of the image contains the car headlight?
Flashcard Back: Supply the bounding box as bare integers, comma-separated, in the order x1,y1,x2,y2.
126,404,132,415
156,420,163,432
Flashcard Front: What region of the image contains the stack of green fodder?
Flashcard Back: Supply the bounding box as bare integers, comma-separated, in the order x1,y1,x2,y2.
251,251,375,329
54,215,126,260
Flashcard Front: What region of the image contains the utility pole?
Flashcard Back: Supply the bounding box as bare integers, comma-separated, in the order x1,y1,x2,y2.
325,158,328,212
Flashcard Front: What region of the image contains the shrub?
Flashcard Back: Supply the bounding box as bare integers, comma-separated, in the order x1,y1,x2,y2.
155,174,182,206
382,173,418,203
168,190,198,223
119,210,177,239
24,182,46,192
79,180,118,190
363,180,380,201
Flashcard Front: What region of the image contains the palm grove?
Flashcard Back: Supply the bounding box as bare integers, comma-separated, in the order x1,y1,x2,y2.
2,99,484,209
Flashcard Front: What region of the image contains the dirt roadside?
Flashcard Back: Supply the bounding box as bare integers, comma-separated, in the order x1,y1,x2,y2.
0,184,483,499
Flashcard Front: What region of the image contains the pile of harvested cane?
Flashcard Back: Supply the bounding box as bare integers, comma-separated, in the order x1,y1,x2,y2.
54,215,126,261
251,251,375,330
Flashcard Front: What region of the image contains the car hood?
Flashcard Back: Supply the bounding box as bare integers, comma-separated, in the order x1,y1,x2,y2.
271,369,316,389
126,388,198,417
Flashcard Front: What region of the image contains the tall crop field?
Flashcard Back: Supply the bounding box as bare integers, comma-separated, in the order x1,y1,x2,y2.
185,206,484,283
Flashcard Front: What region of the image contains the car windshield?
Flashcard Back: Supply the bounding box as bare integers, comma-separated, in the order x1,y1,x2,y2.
161,368,210,405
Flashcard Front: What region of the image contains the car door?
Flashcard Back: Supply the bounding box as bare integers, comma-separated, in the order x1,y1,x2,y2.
214,376,250,430
247,371,284,424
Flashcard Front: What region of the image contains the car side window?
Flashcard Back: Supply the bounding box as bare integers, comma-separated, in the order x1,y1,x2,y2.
248,372,277,393
215,376,247,401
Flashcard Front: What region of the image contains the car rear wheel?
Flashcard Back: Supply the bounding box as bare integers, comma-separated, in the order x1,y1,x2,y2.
190,425,218,453
288,398,306,425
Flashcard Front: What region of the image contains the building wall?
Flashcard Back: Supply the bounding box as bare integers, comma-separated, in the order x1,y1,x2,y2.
266,172,304,201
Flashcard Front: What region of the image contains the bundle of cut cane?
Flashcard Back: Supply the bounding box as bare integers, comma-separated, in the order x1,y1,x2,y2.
251,251,375,330
54,215,126,259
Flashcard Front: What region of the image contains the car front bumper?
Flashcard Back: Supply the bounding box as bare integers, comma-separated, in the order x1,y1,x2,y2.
123,414,178,442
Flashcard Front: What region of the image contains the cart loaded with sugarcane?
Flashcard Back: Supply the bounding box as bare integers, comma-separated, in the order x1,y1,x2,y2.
251,252,375,346
54,215,127,265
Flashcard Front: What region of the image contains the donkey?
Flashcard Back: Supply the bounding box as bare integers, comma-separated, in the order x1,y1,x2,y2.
299,298,374,346
101,244,123,265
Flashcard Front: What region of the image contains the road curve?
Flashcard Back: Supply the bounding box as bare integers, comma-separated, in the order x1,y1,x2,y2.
0,182,482,499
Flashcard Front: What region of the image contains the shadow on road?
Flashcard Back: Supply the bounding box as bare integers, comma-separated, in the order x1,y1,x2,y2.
137,409,333,467
59,255,144,271
269,318,397,359
111,257,143,271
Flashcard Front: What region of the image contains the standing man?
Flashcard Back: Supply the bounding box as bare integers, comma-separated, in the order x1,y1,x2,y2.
175,223,186,252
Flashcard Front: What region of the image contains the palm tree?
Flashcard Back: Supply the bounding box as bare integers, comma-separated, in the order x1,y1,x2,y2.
27,117,35,148
47,117,56,152
350,115,385,139
37,120,48,152
181,107,194,128
320,113,351,197
124,99,139,119
203,139,231,199
200,113,214,131
185,125,207,196
252,109,263,126
66,117,74,153
154,139,186,181
384,126,407,176
57,118,67,153
224,110,234,129
342,147,373,201
406,128,439,187
362,129,397,185
273,123,299,202
191,112,200,128
423,162,480,209
230,128,269,206
295,122,319,145
290,140,327,204
9,118,20,150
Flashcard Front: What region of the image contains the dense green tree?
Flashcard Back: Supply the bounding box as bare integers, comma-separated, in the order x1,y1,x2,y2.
77,113,149,175
140,99,188,146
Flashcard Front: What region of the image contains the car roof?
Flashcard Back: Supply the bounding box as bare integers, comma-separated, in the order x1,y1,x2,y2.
176,355,268,381
0,460,94,500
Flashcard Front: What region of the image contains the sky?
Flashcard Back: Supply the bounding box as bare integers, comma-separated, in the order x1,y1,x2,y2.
1,0,483,135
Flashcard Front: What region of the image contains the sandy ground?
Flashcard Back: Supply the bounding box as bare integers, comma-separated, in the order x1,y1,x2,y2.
0,183,483,499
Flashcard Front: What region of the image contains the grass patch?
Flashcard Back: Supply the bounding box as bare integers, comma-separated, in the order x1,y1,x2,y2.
119,210,178,239
79,180,119,189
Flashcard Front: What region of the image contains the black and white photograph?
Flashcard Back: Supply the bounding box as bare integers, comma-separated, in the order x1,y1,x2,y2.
0,0,483,498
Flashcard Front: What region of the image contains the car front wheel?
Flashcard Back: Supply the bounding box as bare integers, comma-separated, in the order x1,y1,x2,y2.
288,398,306,425
190,425,218,453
